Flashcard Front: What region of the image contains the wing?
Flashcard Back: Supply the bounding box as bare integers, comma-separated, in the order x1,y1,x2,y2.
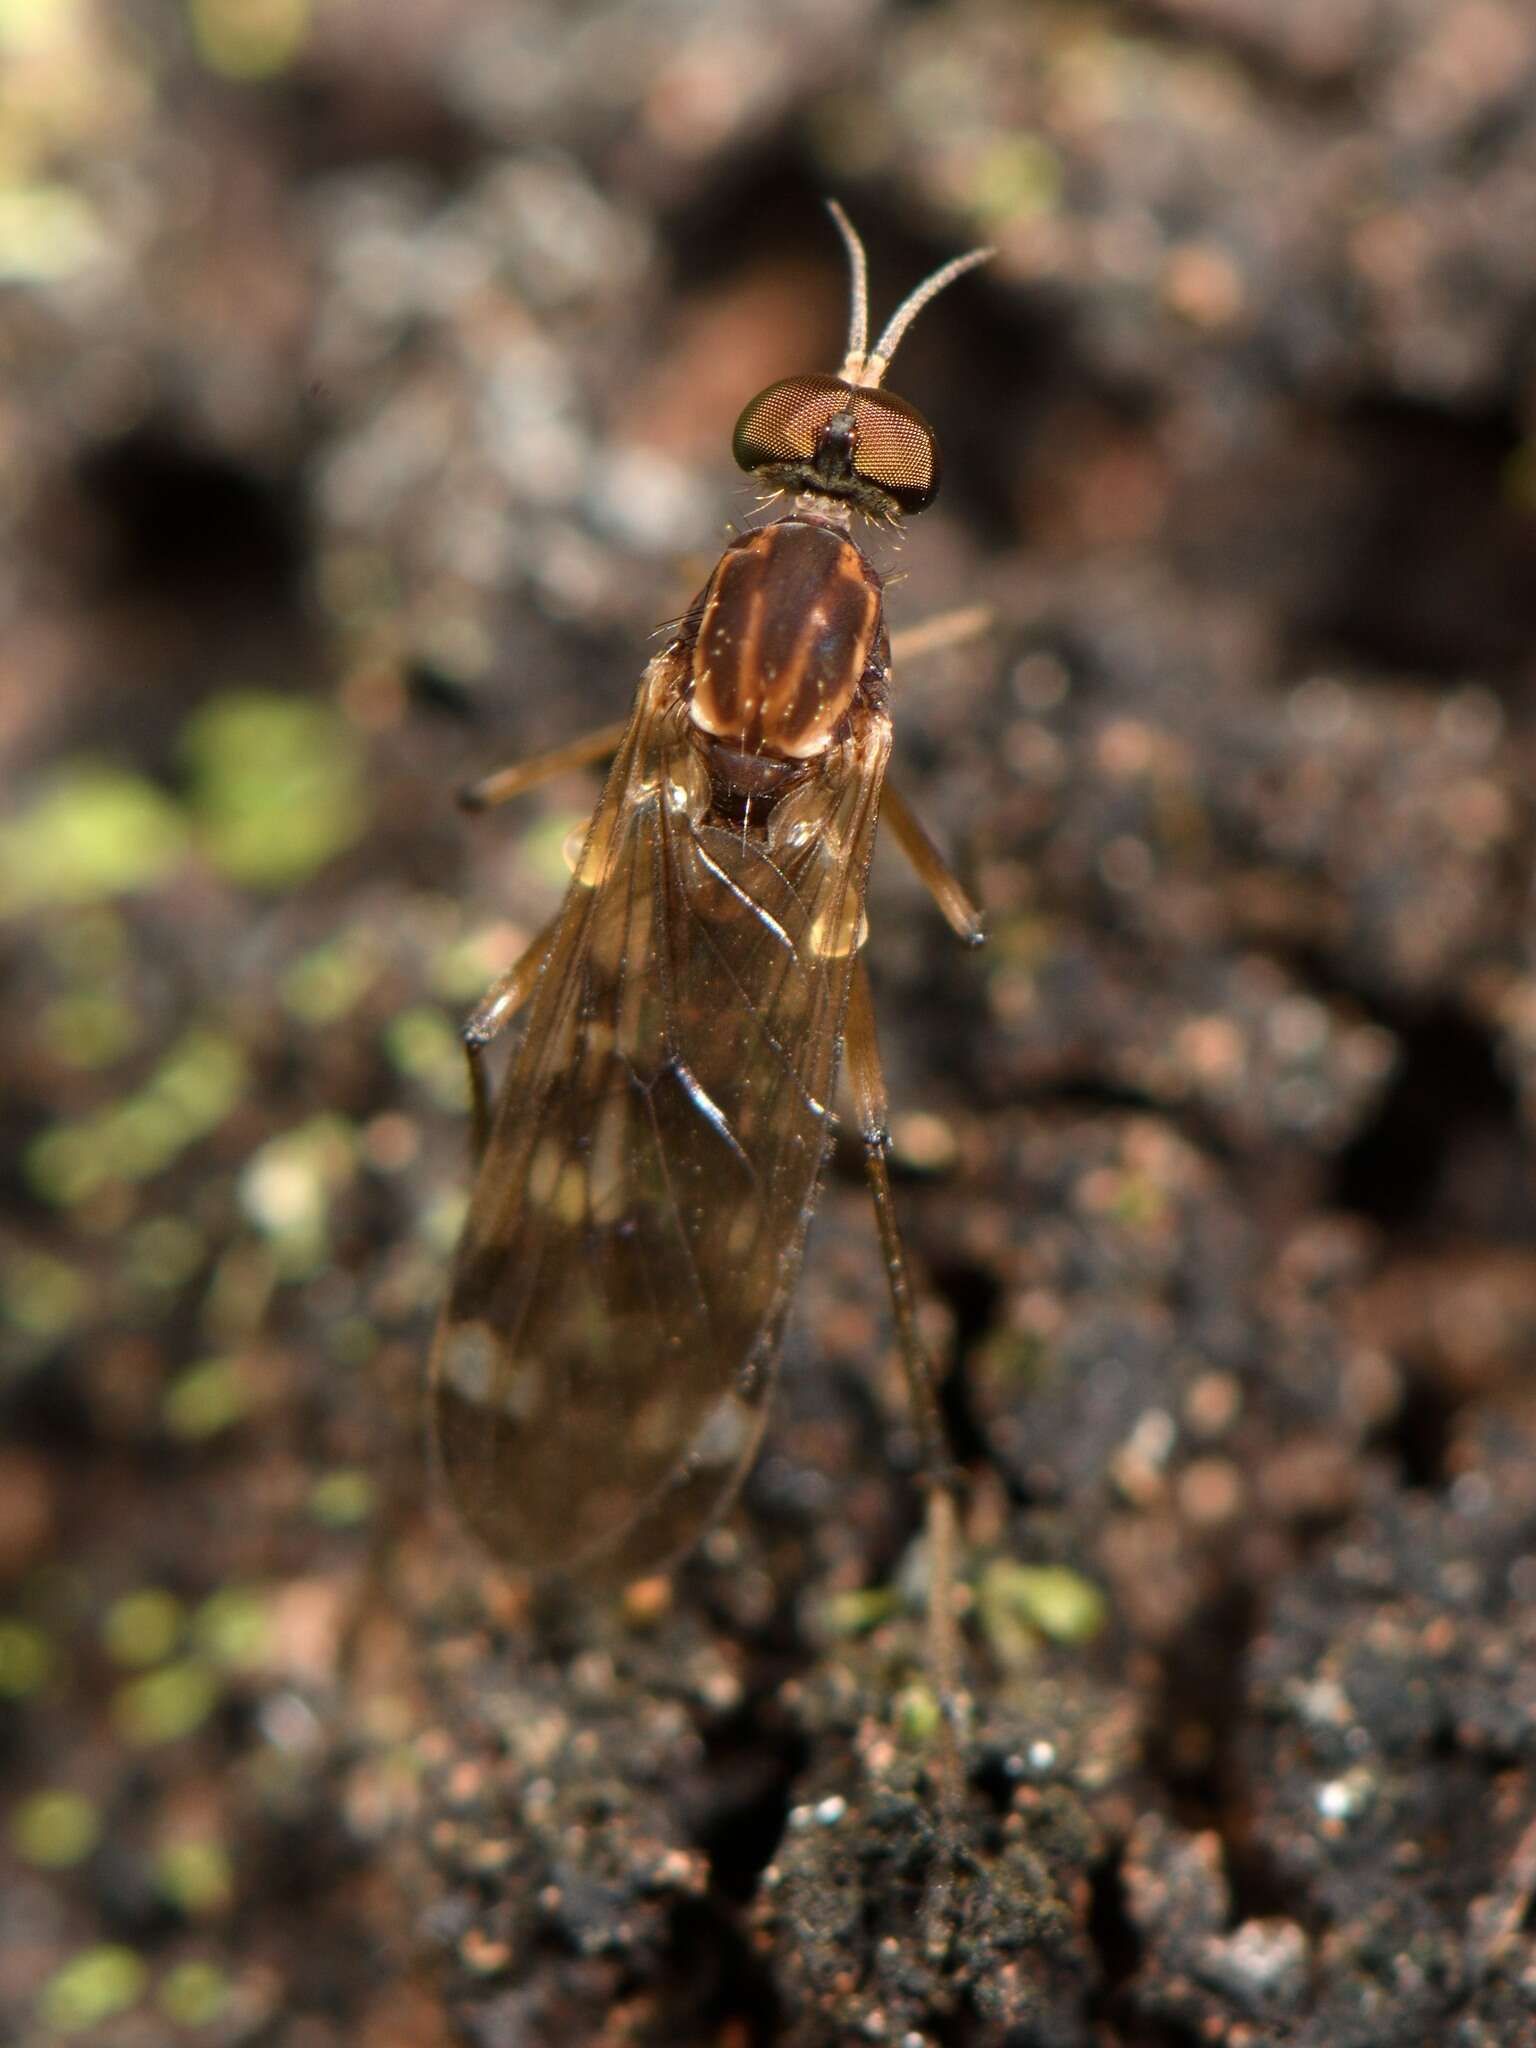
432,645,893,1579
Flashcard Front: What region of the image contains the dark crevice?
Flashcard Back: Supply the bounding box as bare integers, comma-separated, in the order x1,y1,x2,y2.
1285,395,1536,685
663,142,848,293
406,658,485,723
1141,1580,1327,1982
1106,2014,1209,2048
693,1706,807,1904
967,1745,1022,1816
1331,999,1524,1235
668,1897,782,2048
928,1255,1002,1358
925,268,1074,552
68,423,307,614
3,1363,99,1454
1143,1583,1258,1833
928,1259,1002,1477
1086,1851,1143,2001
1222,1833,1317,1933
1017,1075,1174,1122
1379,1371,1461,1492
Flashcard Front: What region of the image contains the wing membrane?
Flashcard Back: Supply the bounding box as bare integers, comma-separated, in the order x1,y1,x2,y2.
432,647,892,1577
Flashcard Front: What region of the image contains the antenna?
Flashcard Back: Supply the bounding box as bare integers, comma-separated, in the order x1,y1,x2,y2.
863,245,993,386
826,200,870,379
826,201,992,389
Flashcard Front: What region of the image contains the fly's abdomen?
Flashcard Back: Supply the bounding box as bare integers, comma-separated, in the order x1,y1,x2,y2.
689,519,883,761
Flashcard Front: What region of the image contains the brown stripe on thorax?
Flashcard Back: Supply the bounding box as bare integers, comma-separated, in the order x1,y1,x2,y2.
688,518,882,762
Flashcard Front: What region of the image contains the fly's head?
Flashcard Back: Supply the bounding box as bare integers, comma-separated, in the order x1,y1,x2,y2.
731,203,992,524
733,373,941,521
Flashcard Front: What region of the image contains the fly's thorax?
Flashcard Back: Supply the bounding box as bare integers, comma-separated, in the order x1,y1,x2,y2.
687,518,885,768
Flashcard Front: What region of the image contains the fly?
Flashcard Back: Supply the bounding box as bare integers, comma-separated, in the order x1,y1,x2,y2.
431,205,992,1785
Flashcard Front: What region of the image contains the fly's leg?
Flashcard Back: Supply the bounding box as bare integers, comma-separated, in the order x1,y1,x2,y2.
844,957,967,1824
884,601,990,945
882,782,984,947
888,603,992,665
462,915,560,1162
458,719,628,813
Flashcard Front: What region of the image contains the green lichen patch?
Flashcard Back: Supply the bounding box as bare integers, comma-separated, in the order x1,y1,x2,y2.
182,690,368,890
0,764,187,914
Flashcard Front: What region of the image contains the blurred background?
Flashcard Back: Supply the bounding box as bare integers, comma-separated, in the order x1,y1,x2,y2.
5,2,1536,2043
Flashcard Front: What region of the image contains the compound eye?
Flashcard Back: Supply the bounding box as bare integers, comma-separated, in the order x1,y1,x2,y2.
732,374,849,476
731,373,942,512
846,386,940,512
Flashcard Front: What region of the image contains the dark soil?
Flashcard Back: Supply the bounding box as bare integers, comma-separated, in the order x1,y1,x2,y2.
5,3,1536,2044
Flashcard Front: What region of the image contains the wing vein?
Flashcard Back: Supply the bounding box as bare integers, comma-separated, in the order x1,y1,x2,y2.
691,837,798,955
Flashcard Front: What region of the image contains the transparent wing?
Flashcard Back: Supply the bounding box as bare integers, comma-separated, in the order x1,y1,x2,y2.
432,646,892,1578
